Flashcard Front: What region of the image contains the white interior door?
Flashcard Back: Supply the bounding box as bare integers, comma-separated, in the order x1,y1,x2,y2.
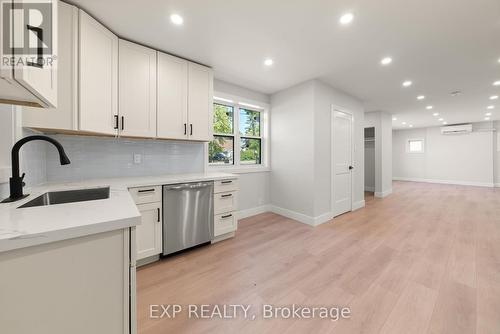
333,110,353,217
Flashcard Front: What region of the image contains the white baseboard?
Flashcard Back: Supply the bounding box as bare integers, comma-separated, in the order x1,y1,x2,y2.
352,200,365,211
375,188,392,198
364,186,375,192
393,177,494,188
268,205,334,227
238,205,271,220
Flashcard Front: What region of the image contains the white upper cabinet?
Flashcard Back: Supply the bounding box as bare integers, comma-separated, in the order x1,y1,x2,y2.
157,52,188,140
0,0,58,108
118,40,157,138
187,63,213,141
23,2,78,130
79,9,118,135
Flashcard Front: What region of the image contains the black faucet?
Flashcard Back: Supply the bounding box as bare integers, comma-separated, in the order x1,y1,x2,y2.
2,135,71,203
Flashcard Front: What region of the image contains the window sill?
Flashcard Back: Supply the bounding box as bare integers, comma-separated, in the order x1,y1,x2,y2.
208,165,271,174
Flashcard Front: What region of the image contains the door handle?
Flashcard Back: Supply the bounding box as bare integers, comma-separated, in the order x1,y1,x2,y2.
221,194,233,198
190,124,193,136
121,116,125,130
157,208,160,222
137,188,155,193
349,166,354,170
114,115,119,129
184,123,187,135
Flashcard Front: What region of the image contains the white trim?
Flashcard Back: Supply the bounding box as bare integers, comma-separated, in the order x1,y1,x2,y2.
393,177,495,188
364,186,375,192
237,205,271,220
268,205,333,227
375,188,393,198
331,105,355,218
352,200,365,211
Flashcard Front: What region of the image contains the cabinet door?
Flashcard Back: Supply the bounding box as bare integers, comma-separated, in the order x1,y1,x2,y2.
157,52,188,140
23,2,78,130
118,40,157,138
12,0,58,108
187,62,213,141
136,203,162,260
79,9,118,135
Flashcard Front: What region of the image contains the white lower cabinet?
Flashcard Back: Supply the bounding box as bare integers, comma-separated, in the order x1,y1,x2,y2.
213,178,239,240
136,202,162,260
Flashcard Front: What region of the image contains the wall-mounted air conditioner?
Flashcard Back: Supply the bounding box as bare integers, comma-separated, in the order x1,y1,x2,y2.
440,124,472,135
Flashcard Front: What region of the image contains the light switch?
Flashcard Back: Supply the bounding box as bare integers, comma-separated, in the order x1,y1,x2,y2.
133,154,142,164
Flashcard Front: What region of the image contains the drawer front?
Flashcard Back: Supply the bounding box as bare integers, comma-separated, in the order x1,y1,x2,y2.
214,191,237,215
214,212,236,236
214,179,238,194
129,186,162,204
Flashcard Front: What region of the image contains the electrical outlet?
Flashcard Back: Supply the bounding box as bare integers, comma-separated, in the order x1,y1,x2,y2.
133,154,142,164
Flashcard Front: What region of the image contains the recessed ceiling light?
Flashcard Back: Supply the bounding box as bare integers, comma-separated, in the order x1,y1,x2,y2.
339,13,354,25
170,13,184,25
426,105,433,110
442,121,448,125
417,95,425,100
264,58,274,66
490,95,498,100
402,122,407,125
402,80,413,87
438,118,444,121
381,57,392,65
487,105,495,109
485,112,492,116
494,81,500,86
392,117,397,121
432,112,439,116
409,125,413,128
485,117,491,121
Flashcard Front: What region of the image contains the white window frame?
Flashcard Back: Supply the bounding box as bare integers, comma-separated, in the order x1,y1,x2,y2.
406,138,425,153
206,92,270,173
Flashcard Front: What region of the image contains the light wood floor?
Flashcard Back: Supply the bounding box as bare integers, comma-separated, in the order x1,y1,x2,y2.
137,181,500,334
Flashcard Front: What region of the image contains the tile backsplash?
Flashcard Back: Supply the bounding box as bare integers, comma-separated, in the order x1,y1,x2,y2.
42,134,205,183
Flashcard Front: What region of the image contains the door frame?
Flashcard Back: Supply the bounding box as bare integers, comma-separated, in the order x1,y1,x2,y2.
331,105,355,217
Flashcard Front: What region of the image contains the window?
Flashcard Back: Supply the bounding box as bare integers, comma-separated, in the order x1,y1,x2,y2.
209,104,234,165
407,139,424,153
209,98,266,168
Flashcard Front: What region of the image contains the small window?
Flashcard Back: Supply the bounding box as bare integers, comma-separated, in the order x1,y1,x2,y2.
239,108,262,165
407,139,424,153
209,104,235,165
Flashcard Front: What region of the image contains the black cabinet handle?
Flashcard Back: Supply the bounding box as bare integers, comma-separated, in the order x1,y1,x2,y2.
349,166,354,170
221,180,232,184
114,115,119,129
184,123,187,135
221,194,233,198
190,124,193,136
157,208,160,222
26,25,44,68
137,189,155,193
121,116,124,130
221,214,233,219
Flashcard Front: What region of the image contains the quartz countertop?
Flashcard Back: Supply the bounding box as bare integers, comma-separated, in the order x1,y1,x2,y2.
0,172,238,253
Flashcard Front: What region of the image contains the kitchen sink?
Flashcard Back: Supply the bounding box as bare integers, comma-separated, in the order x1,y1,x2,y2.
18,187,110,208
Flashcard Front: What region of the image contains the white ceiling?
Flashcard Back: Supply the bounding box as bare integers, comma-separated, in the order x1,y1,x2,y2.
70,0,500,128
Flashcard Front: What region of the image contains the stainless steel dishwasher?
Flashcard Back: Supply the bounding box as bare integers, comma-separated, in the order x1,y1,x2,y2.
162,182,214,255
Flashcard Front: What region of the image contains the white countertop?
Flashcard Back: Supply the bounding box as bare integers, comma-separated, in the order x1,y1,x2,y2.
0,172,237,253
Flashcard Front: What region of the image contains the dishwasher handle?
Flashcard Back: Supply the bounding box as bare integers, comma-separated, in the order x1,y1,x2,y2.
164,182,213,191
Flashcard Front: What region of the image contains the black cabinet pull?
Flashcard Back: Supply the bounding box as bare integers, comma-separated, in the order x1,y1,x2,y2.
26,25,44,68
184,123,187,135
221,194,233,198
190,124,193,136
157,208,161,222
114,115,119,129
221,180,232,184
221,214,232,219
137,188,155,193
121,116,124,130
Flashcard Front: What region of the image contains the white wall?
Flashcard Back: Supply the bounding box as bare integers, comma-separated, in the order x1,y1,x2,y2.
270,79,364,225
364,111,393,197
213,79,272,217
495,121,500,186
393,122,495,187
